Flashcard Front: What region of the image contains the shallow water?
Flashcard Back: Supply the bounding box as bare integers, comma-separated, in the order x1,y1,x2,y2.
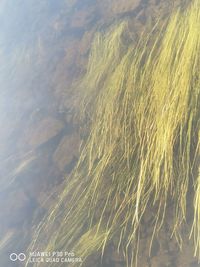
0,0,199,266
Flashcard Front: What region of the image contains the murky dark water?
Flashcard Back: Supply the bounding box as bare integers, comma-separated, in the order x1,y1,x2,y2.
0,0,199,266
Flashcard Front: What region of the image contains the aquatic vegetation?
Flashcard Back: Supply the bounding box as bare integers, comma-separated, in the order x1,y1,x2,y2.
29,0,200,266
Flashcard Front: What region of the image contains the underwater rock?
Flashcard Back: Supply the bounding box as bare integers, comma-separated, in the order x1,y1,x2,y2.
111,250,125,263
70,6,97,29
53,133,79,172
79,30,96,56
100,0,141,17
24,117,64,148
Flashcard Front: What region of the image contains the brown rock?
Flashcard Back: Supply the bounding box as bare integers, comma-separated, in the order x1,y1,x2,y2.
111,250,125,263
53,133,80,172
99,0,141,17
70,7,96,29
79,30,95,56
24,117,64,148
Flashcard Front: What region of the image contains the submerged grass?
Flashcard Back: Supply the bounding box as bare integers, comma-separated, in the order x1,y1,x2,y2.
29,0,200,266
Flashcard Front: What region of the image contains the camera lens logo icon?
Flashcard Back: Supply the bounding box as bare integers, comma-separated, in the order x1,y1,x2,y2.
10,253,26,262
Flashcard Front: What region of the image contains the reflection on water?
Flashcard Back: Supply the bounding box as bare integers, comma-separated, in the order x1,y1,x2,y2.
0,0,199,267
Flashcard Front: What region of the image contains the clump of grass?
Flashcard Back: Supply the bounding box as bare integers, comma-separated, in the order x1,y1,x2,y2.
29,0,200,266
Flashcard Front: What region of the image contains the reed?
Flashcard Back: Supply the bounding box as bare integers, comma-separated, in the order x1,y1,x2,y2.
29,0,200,266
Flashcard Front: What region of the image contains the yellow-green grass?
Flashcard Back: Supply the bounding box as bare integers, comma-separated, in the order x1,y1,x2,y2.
29,0,200,266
